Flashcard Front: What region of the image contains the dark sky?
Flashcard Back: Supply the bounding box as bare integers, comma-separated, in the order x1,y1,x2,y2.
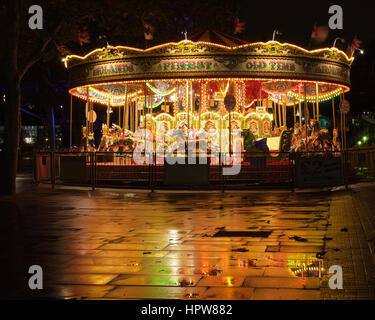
237,0,375,48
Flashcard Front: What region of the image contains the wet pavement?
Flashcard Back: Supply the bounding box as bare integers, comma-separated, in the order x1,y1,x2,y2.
1,176,375,299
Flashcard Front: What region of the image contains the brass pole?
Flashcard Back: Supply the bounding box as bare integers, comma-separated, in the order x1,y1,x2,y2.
283,96,287,128
123,84,127,129
132,101,135,132
90,101,93,135
118,106,121,127
293,102,296,126
340,93,343,149
199,79,202,129
304,84,308,152
340,111,343,149
229,110,232,155
278,101,282,129
124,84,129,130
187,80,190,135
313,101,316,119
129,102,132,132
316,83,319,121
273,101,277,127
143,83,147,148
344,113,346,149
69,94,73,148
143,82,146,125
135,101,138,131
106,97,110,127
86,88,89,148
148,84,152,135
299,86,302,128
332,96,336,129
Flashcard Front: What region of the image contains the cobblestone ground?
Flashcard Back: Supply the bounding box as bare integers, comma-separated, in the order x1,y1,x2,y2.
1,177,374,300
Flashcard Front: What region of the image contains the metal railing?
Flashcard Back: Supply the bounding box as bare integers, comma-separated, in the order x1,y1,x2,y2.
34,148,375,190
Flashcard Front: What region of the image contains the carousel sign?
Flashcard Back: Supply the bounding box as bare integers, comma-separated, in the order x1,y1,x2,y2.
69,55,350,87
67,40,352,88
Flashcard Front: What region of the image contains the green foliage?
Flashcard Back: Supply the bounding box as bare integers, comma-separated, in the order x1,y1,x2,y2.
242,129,259,153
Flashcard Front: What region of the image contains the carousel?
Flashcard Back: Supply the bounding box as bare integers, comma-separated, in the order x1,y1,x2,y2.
64,30,353,168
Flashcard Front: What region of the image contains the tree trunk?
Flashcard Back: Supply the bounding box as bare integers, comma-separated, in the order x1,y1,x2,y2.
1,0,21,195
1,80,22,195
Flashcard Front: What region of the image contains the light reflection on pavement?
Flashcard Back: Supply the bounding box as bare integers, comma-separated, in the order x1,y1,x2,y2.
1,181,374,300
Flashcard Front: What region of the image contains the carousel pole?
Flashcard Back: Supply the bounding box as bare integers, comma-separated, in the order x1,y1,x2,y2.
315,83,319,122
299,86,302,128
278,99,282,129
304,84,309,153
229,109,232,156
135,101,139,131
344,113,346,149
313,101,316,120
272,100,277,127
90,101,93,136
123,84,128,130
143,82,147,148
187,80,190,138
340,110,343,149
148,84,152,131
293,101,296,127
106,97,110,127
118,105,121,127
86,88,89,148
129,101,133,132
343,90,347,149
332,96,336,129
199,80,202,129
133,101,136,132
283,96,287,129
143,82,147,126
339,92,344,149
69,94,73,148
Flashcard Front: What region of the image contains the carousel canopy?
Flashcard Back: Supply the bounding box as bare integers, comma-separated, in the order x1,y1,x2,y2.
64,30,353,107
189,29,249,47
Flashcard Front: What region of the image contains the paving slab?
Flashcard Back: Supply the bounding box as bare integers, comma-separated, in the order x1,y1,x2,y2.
2,178,375,299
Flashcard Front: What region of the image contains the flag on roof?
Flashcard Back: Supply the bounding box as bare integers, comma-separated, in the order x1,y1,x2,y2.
346,35,363,57
311,24,329,43
233,17,245,35
143,21,154,40
78,30,90,46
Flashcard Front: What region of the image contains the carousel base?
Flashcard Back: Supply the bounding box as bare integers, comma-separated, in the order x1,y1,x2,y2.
56,160,291,188
36,150,356,190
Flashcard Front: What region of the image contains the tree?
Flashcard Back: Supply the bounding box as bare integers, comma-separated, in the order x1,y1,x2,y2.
0,0,238,195
1,0,92,195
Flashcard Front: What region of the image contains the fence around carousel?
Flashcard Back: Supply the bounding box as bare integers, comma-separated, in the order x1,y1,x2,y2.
34,148,375,190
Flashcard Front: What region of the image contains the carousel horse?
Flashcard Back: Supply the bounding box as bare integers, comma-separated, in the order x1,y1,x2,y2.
290,124,306,152
332,128,341,151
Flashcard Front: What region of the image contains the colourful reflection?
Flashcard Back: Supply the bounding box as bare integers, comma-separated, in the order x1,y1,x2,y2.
288,259,325,278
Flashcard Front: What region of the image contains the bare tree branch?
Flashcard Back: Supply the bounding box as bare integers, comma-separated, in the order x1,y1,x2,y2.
19,21,63,80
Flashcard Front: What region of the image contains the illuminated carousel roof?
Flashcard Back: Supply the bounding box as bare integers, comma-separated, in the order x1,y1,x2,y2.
65,32,354,106
189,29,249,47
